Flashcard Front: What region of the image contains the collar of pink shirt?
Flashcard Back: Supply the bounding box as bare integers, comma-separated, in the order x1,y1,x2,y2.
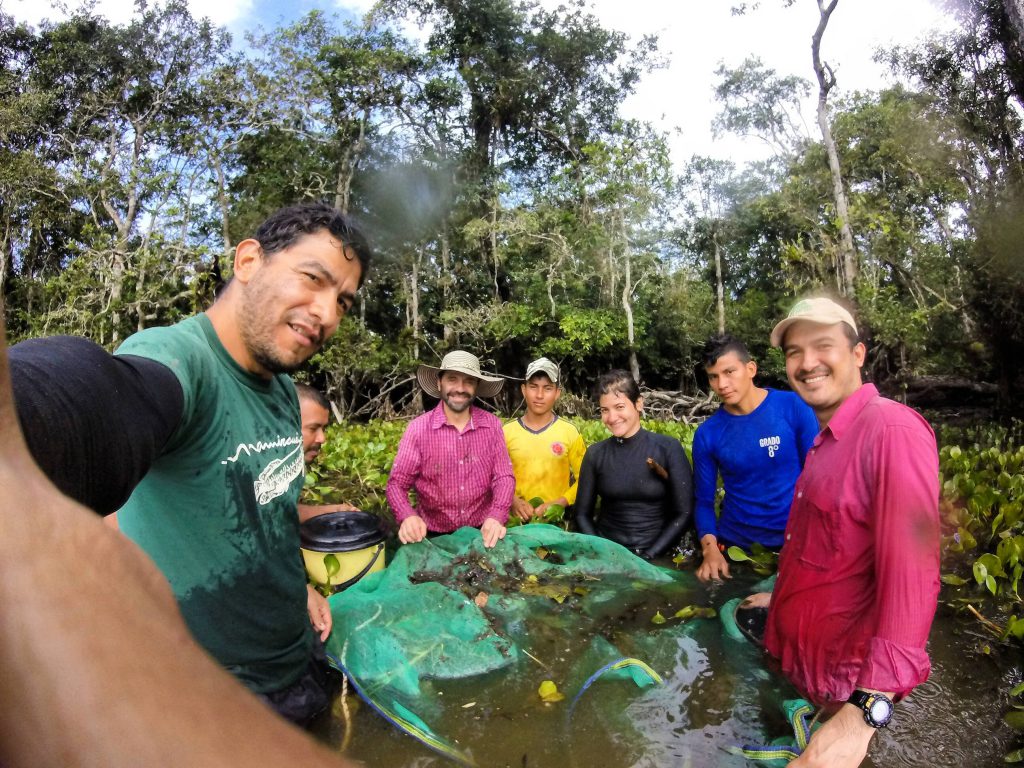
819,382,879,442
427,402,492,432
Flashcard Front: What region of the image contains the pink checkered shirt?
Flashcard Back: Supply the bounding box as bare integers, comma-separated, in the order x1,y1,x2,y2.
386,403,515,532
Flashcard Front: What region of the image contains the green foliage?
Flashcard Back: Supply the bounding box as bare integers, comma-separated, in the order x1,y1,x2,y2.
570,417,696,460
937,422,1024,640
726,543,778,577
303,417,697,526
506,497,566,529
303,420,407,512
4,0,1023,408
541,309,624,363
1006,681,1024,762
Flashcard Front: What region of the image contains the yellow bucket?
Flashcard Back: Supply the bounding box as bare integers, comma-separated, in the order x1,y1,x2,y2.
300,511,386,593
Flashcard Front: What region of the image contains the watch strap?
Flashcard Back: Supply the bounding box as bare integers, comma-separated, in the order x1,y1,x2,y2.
847,689,871,708
846,689,893,728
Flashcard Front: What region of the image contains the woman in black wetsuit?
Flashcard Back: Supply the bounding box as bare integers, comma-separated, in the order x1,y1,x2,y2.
574,370,693,560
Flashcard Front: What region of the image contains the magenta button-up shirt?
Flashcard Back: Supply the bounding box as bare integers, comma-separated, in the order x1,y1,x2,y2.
764,384,940,707
386,403,515,532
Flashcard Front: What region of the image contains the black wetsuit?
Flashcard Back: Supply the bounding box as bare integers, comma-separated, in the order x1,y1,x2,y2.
574,428,693,559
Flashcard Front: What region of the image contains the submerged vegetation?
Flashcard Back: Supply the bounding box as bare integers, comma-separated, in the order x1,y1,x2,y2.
307,414,1024,758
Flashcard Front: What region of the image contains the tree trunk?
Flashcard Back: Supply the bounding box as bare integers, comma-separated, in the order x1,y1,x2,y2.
1000,0,1024,108
619,214,640,383
440,226,453,343
334,109,368,215
812,0,857,296
713,228,725,334
411,246,423,412
491,193,500,300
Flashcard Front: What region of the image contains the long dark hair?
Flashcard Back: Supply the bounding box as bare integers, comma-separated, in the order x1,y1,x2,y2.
594,369,641,405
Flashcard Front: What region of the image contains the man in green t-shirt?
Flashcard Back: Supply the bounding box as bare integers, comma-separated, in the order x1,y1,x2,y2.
8,202,372,725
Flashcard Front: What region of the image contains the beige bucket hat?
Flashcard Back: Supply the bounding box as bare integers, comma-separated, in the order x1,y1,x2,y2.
416,351,505,399
770,296,859,348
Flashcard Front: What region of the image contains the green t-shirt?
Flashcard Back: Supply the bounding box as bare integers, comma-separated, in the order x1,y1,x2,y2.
116,314,311,693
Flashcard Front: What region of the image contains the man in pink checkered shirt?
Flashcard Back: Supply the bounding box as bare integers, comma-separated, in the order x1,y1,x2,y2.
386,350,515,548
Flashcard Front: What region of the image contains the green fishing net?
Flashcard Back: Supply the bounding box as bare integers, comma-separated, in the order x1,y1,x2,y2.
324,525,737,764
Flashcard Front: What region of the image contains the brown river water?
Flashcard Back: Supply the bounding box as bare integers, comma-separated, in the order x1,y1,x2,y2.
313,569,1020,767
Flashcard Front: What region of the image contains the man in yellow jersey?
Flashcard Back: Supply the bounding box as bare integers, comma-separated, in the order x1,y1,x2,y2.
503,358,586,522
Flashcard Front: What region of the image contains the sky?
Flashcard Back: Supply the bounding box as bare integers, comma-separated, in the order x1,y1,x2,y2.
3,0,957,168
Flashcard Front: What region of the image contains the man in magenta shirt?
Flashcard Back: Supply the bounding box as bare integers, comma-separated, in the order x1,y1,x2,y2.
386,350,515,549
743,297,940,767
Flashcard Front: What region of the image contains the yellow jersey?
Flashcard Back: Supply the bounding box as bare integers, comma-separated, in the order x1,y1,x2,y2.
502,415,586,506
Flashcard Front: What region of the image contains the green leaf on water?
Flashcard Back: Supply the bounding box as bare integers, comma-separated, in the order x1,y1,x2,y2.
1010,682,1024,698
1004,747,1024,762
520,581,570,603
542,503,565,522
538,680,564,703
941,573,968,586
673,605,717,621
727,546,751,562
1005,710,1024,731
651,610,666,625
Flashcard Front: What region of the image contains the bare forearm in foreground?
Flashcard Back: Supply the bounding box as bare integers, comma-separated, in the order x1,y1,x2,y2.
0,328,352,768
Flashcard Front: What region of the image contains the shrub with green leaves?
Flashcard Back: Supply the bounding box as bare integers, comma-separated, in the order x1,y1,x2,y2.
937,422,1024,646
302,417,698,530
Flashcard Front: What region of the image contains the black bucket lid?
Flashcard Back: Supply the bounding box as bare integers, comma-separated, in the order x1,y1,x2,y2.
300,511,385,552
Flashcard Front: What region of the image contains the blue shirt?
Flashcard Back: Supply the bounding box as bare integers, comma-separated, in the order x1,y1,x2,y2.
692,388,818,548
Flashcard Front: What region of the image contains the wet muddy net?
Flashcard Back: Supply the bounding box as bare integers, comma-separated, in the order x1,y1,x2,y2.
324,525,761,765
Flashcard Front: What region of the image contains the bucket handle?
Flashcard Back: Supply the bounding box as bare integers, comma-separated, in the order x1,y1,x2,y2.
333,543,384,592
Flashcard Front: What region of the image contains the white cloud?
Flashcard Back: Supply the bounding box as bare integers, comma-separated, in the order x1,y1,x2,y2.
331,0,376,14
538,0,957,167
3,0,252,28
6,0,957,171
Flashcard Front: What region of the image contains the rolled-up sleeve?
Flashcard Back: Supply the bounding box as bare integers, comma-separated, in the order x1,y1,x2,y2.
857,423,940,695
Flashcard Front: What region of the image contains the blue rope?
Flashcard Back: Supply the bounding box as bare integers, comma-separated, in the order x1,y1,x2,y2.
566,657,663,723
325,653,477,767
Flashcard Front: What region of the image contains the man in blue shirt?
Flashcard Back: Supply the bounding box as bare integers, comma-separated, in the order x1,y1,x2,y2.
693,334,818,582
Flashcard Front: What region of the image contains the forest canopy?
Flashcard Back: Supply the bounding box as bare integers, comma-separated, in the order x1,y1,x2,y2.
2,0,1022,417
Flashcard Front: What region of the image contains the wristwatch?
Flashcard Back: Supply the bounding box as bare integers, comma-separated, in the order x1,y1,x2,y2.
846,689,894,728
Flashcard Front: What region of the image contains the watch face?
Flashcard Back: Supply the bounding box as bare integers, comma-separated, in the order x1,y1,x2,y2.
868,697,893,726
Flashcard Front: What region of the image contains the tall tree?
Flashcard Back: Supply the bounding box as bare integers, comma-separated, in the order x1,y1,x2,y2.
890,0,1024,413
811,0,857,295
681,156,743,334
2,2,234,343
